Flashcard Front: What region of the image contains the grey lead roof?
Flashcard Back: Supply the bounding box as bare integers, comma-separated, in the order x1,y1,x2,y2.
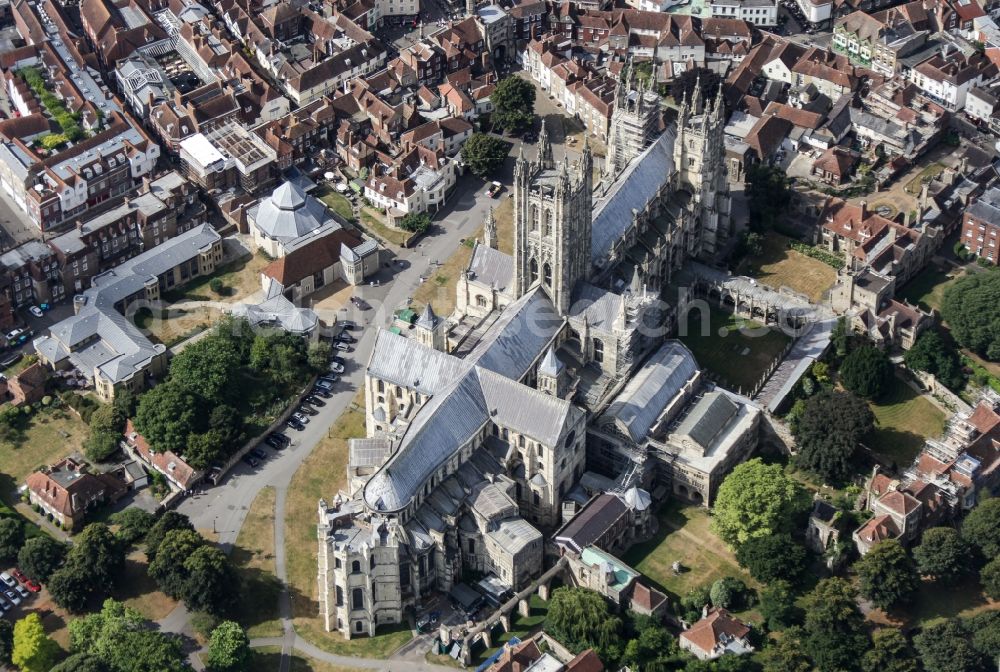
604,340,699,443
251,181,337,243
488,518,542,555
363,289,573,513
674,391,739,449
468,244,514,292
591,127,676,267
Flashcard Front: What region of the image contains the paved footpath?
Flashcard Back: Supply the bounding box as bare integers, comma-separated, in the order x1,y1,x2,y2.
157,177,495,671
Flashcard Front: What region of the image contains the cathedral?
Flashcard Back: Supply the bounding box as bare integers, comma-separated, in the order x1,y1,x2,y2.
316,76,754,642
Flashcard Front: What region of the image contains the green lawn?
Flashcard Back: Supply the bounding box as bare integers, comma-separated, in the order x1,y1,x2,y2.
232,487,283,638
359,207,413,247
745,232,837,302
904,163,945,195
472,594,550,665
678,305,791,394
905,576,998,627
866,377,946,469
247,647,363,672
0,403,89,489
316,188,356,224
623,504,756,608
897,264,962,313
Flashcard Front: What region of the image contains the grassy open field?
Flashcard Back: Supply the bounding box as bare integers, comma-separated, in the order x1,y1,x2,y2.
866,377,947,469
864,574,998,628
248,647,365,672
284,390,411,657
745,233,837,302
412,198,513,317
316,188,357,224
897,264,963,313
232,486,283,638
135,305,221,347
678,305,791,394
904,162,945,195
110,549,179,621
623,505,756,611
0,404,89,488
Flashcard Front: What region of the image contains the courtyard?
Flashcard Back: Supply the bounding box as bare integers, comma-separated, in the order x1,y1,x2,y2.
623,504,757,616
744,233,838,303
866,377,947,469
678,304,791,395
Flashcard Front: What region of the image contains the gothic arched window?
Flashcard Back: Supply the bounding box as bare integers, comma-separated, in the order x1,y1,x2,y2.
544,210,553,236
543,263,552,287
352,588,364,609
593,338,605,363
530,205,538,231
475,295,487,307
529,258,539,284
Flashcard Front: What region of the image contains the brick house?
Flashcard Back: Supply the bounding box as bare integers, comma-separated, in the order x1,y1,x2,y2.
26,457,126,530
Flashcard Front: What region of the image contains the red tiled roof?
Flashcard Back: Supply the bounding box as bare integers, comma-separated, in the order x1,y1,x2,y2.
126,419,199,488
566,649,604,672
680,608,751,657
855,514,900,545
879,490,922,516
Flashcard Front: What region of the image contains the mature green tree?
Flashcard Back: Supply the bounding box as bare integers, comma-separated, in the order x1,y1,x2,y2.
710,577,749,610
50,653,107,672
914,619,988,672
184,430,227,471
759,580,799,631
206,621,250,672
862,628,918,672
47,559,92,612
0,617,12,666
84,429,120,462
711,458,808,548
17,535,67,582
399,212,431,234
0,517,25,563
145,511,195,562
913,527,970,582
544,587,624,665
70,599,188,672
461,133,509,178
941,271,1000,361
962,498,1000,558
735,534,807,584
857,539,918,611
903,330,965,390
182,545,240,615
680,585,713,623
802,578,869,672
491,76,536,132
840,345,894,400
758,626,811,672
168,336,242,403
307,341,332,373
982,557,1000,600
12,614,59,672
133,381,202,454
109,508,156,545
149,529,204,599
793,390,874,483
966,611,1000,660
73,523,125,593
622,614,679,671
746,164,791,231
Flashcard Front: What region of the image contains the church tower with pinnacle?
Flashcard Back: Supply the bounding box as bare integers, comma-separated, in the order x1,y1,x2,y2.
604,61,661,182
673,74,731,258
513,120,593,316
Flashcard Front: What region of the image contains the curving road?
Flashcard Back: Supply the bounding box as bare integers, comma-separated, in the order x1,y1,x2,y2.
157,172,504,671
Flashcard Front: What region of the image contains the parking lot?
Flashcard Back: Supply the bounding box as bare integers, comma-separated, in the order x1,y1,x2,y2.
0,568,43,622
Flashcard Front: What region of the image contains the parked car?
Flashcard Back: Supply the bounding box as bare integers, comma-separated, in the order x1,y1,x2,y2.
304,395,325,407
264,436,284,450
0,573,15,589
311,387,332,398
335,332,355,344
330,355,346,366
329,362,345,374
14,584,29,600
0,597,10,613
287,417,306,431
417,610,441,632
339,321,359,330
28,306,43,318
319,374,339,384
242,455,260,468
5,590,20,606
298,404,318,416
21,578,40,593
333,342,351,352
488,181,503,198
11,569,27,584
250,447,268,460
292,411,310,424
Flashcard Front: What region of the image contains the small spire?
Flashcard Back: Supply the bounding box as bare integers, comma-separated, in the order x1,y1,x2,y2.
538,118,553,169
416,303,437,329
484,206,497,249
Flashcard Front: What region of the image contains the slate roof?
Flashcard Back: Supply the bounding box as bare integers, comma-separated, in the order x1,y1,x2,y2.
554,493,628,553
468,244,514,293
363,289,576,513
674,391,739,449
591,127,676,267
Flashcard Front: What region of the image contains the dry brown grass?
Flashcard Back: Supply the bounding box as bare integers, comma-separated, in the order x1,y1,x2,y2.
249,646,366,672
111,549,179,621
283,390,408,657
233,487,283,638
746,232,837,303
412,197,514,316
0,404,89,485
